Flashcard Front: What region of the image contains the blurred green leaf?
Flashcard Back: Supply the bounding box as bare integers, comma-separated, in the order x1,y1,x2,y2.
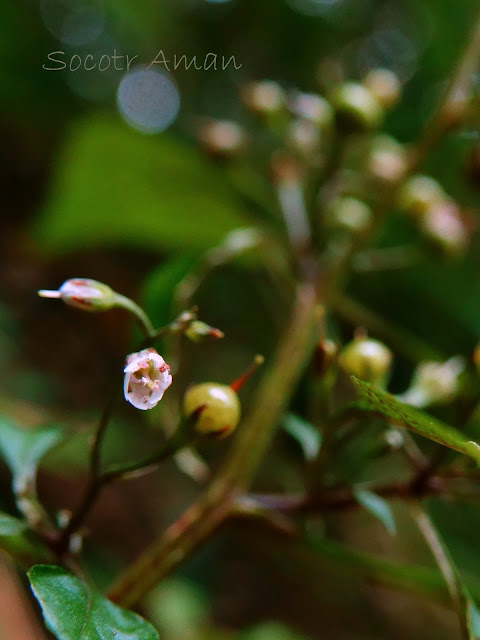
353,488,396,535
282,414,321,461
142,255,198,328
307,535,480,604
351,378,480,463
0,417,63,492
28,565,159,640
242,622,307,640
0,512,51,567
0,512,26,536
34,115,249,254
146,578,208,638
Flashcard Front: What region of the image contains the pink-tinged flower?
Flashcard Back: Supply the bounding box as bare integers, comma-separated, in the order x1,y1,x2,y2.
123,348,172,410
38,278,116,312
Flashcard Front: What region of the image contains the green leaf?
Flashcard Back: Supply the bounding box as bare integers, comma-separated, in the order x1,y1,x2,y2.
28,565,159,640
351,378,480,463
0,417,63,492
0,511,52,567
34,115,249,254
282,414,321,461
353,488,396,535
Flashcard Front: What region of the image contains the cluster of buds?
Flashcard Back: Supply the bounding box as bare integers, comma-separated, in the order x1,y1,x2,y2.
397,174,470,255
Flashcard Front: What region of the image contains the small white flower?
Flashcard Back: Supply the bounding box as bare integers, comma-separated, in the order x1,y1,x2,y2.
123,348,172,410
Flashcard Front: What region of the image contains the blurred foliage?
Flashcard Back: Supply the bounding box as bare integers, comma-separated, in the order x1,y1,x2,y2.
2,0,480,639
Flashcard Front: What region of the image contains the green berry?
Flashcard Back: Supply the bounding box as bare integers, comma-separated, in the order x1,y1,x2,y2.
183,383,241,438
339,337,393,386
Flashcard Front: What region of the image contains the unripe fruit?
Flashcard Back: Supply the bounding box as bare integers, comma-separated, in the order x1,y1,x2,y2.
339,337,393,386
363,68,401,108
331,82,383,132
397,175,445,217
183,383,241,438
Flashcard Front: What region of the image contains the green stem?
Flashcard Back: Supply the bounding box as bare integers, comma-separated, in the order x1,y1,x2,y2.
107,282,319,607
410,502,470,640
57,429,192,554
114,294,155,338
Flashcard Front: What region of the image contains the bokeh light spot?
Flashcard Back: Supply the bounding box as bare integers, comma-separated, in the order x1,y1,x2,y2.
116,68,181,135
40,0,105,46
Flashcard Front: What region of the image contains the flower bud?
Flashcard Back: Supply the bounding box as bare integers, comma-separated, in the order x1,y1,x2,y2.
184,321,224,343
363,68,401,108
242,80,286,115
420,200,469,256
124,348,172,410
183,383,241,438
313,339,338,376
397,357,465,408
396,175,445,217
339,337,393,386
331,82,383,132
367,135,408,185
286,119,321,155
38,278,116,312
289,92,334,128
326,196,373,233
197,119,247,159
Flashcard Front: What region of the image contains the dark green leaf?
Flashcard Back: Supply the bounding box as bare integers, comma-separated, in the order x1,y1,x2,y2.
34,115,249,254
28,565,159,640
282,414,321,461
353,488,396,535
351,378,480,463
